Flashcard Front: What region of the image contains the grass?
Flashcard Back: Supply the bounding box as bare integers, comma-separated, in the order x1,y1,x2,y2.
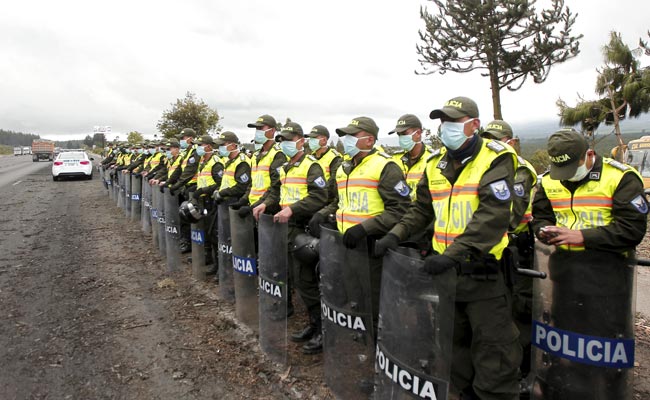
0,145,13,155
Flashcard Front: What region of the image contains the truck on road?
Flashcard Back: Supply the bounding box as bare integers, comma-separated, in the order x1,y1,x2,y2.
32,140,55,162
13,146,23,156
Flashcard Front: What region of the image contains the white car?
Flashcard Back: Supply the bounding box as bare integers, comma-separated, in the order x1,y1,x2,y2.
52,151,94,181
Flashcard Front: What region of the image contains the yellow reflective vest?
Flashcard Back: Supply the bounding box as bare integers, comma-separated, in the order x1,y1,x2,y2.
249,144,285,204
540,158,640,251
220,153,250,191
167,154,183,180
512,155,538,235
315,148,341,181
279,155,317,208
336,152,394,233
392,146,435,201
426,142,516,260
196,155,222,189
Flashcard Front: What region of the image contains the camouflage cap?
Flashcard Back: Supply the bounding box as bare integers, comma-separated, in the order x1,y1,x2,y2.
429,96,479,120
308,125,330,138
180,128,197,138
335,116,379,138
196,135,215,146
247,114,277,129
215,131,240,145
547,128,589,180
165,138,181,148
482,120,513,139
275,122,304,142
388,114,422,134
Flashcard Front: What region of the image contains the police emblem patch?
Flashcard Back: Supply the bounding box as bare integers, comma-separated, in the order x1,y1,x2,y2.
218,170,224,177
513,183,525,197
437,160,448,169
489,180,511,201
188,157,196,164
394,180,410,197
314,176,326,188
589,171,600,180
240,173,249,183
631,195,649,214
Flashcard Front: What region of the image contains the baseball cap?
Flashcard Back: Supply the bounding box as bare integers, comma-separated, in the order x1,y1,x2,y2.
215,131,240,145
308,125,330,138
180,128,197,138
275,122,304,142
429,96,479,120
247,114,277,129
547,128,589,180
196,135,216,146
483,120,513,139
388,114,422,134
335,117,379,138
165,138,181,148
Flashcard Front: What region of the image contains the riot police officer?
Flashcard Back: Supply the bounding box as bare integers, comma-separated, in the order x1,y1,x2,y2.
306,125,342,206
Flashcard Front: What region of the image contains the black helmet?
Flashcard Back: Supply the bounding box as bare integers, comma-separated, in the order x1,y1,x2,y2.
179,200,202,223
289,232,319,267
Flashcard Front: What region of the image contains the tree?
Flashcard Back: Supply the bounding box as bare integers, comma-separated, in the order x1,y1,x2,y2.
416,0,582,120
83,135,93,148
157,92,221,139
557,32,650,160
127,131,144,145
92,133,106,148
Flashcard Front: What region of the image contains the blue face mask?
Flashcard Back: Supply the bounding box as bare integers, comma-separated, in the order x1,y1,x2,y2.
398,131,419,151
255,129,270,144
440,119,474,150
180,139,189,149
218,145,231,157
308,137,322,151
196,146,206,157
254,143,263,151
166,150,173,159
280,140,300,157
342,135,371,157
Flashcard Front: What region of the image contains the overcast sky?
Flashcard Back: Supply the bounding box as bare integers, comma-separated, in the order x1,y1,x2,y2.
1,0,649,143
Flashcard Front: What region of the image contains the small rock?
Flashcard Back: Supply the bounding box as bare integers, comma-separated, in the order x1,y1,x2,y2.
172,371,186,380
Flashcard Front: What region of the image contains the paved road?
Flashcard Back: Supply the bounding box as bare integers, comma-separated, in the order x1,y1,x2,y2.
0,154,50,187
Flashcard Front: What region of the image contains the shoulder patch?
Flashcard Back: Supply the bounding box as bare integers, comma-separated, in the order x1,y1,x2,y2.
489,179,511,201
631,194,649,214
486,140,506,153
307,155,318,162
239,153,247,161
379,152,391,159
217,170,224,177
393,180,410,197
513,183,525,197
331,148,341,156
239,173,249,183
427,148,442,162
607,159,630,171
314,176,326,188
188,157,196,164
517,155,526,165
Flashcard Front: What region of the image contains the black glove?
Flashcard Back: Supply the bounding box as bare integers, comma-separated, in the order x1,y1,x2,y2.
308,213,326,238
237,205,251,218
374,233,400,257
421,254,459,275
213,191,224,204
230,197,248,210
159,185,165,193
193,187,205,198
342,224,366,249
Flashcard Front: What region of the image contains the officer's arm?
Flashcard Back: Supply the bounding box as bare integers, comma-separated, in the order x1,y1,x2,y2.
582,172,648,252
444,153,515,261
361,162,410,236
327,156,343,204
390,169,436,241
173,152,199,189
289,164,328,219
261,166,282,209
531,176,556,234
257,152,286,205
126,157,143,172
509,167,535,232
147,155,164,175
166,158,182,186
220,162,251,199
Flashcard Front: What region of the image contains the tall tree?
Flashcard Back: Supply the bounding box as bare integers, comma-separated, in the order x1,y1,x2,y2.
127,131,144,145
156,92,221,139
416,0,582,120
557,32,650,160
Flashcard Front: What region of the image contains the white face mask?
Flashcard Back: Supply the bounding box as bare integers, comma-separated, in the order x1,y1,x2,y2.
440,118,475,150
567,151,593,182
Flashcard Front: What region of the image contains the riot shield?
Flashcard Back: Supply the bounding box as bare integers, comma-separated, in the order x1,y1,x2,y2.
163,188,181,272
141,179,152,235
258,213,288,365
217,203,235,303
319,227,375,398
531,242,636,400
374,247,456,400
124,173,132,219
156,186,167,257
130,174,142,222
105,168,114,200
117,173,124,209
150,184,159,249
230,207,259,333
191,198,207,281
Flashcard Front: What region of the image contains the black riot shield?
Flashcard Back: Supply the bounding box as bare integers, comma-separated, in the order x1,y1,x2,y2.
191,198,207,281
104,167,113,199
124,173,132,218
217,203,235,303
130,174,142,222
163,188,181,272
150,184,159,248
117,173,124,209
531,242,636,400
230,207,259,333
112,170,119,201
319,227,375,398
142,179,152,235
156,186,166,257
375,247,456,400
258,213,288,365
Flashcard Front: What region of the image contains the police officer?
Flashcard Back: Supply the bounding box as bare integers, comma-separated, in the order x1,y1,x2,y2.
211,131,251,205
306,125,342,206
310,116,410,335
142,141,166,180
101,142,116,167
253,122,328,354
155,139,182,187
532,129,647,399
375,97,520,400
481,120,538,385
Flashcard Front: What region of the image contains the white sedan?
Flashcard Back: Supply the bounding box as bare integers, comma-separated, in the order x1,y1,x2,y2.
52,151,94,181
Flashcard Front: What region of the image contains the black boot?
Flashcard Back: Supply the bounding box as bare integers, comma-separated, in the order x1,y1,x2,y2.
291,307,318,342
302,332,322,354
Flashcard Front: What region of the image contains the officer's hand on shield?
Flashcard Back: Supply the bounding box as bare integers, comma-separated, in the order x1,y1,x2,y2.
237,205,252,218
421,254,459,275
229,197,248,211
374,233,400,257
273,207,292,224
308,213,325,238
342,224,366,249
213,190,224,204
252,203,266,221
